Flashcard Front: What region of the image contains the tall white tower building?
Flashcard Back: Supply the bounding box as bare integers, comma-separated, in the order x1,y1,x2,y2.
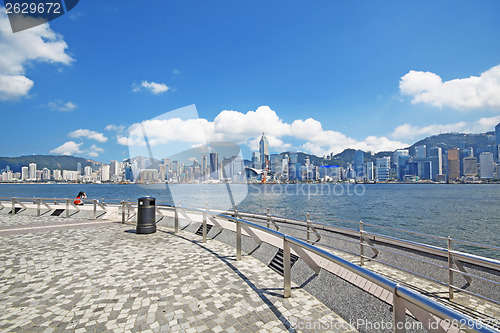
29,163,37,180
259,133,269,170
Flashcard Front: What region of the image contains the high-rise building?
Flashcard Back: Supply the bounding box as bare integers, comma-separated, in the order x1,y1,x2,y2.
84,166,92,177
288,153,300,181
479,152,495,179
281,155,289,181
110,160,119,178
201,154,207,180
209,152,219,180
415,145,426,158
376,157,390,181
101,165,110,182
259,133,269,170
53,170,62,181
495,122,500,146
29,163,37,180
397,155,411,180
251,152,261,169
447,148,460,181
393,149,409,168
365,161,374,181
463,157,478,177
42,168,51,181
21,166,29,181
77,162,82,175
353,150,364,179
428,147,443,180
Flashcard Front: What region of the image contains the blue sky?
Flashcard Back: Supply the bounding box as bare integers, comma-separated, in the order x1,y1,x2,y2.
1,0,500,163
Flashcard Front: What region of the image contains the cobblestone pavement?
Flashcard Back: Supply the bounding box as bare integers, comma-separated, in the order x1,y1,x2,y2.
0,215,356,333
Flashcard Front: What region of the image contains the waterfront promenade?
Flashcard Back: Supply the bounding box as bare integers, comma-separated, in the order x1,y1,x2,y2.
0,214,355,333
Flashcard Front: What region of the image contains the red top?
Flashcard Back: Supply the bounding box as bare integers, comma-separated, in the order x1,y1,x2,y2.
74,197,82,205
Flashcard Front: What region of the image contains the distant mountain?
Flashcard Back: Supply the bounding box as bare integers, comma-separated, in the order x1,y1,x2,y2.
317,132,496,168
0,155,102,173
408,132,496,156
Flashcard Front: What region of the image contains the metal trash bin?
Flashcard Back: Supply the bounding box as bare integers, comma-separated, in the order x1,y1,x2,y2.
137,196,156,234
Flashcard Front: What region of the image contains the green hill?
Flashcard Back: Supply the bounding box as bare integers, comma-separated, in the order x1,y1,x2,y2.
0,155,102,173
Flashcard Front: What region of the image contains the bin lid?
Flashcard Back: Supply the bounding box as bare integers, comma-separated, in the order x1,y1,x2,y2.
138,196,156,203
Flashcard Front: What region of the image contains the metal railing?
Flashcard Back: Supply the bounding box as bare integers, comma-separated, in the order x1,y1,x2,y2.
165,204,498,333
217,207,500,305
2,197,499,332
0,197,108,220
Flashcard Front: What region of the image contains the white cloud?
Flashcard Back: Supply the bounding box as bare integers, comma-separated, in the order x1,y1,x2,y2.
133,80,169,94
88,144,104,157
50,142,104,157
391,115,500,141
46,100,77,111
0,74,33,100
0,9,73,100
50,141,82,156
120,105,408,155
105,124,126,132
69,129,108,142
400,65,500,110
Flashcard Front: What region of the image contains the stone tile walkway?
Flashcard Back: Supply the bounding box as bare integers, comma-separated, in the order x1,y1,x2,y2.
0,215,356,333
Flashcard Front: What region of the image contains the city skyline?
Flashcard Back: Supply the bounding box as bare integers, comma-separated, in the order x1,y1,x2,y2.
1,2,500,162
3,123,499,183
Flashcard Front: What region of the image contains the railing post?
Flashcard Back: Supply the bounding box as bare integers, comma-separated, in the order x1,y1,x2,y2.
236,219,241,261
234,205,239,218
393,284,406,333
448,237,454,299
266,208,270,229
360,220,365,266
66,199,70,218
93,199,97,220
174,206,179,233
283,237,291,298
202,210,207,243
306,213,311,243
36,198,41,217
121,201,125,224
11,197,15,215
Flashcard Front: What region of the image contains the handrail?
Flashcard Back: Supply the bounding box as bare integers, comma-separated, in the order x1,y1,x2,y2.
172,205,497,332
2,196,500,330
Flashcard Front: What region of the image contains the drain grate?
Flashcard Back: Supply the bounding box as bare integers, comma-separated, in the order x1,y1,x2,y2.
268,248,299,276
195,224,213,236
51,209,65,216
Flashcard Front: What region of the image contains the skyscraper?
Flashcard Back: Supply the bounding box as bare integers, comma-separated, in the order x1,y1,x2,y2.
429,147,443,180
353,150,364,179
101,165,110,182
365,161,374,181
495,122,500,146
259,133,269,170
479,152,494,179
21,166,28,181
251,152,261,169
201,154,207,181
447,148,460,181
376,157,390,181
210,152,219,180
463,157,478,177
29,163,37,180
415,145,426,158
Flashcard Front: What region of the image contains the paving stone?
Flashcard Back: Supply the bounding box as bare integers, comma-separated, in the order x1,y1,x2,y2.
0,215,356,332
